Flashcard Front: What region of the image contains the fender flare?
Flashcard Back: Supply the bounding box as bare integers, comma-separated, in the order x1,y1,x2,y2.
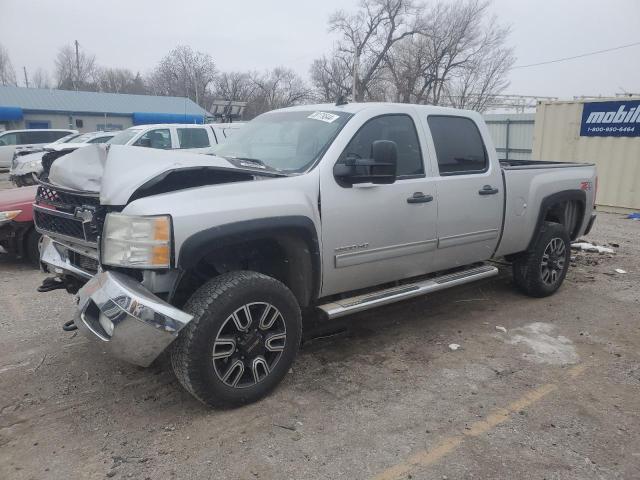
178,216,321,304
527,189,586,251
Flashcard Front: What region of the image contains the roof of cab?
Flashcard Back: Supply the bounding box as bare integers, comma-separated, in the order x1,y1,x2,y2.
276,102,479,118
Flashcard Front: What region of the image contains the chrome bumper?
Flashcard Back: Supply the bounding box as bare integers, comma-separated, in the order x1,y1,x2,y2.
39,235,97,280
75,271,193,367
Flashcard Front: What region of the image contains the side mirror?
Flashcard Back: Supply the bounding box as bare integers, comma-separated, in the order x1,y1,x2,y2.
334,140,398,186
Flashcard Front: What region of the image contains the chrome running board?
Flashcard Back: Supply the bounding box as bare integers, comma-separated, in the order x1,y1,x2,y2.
317,264,498,319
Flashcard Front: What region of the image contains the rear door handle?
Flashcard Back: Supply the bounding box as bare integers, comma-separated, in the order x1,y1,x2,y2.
407,192,434,204
479,185,499,195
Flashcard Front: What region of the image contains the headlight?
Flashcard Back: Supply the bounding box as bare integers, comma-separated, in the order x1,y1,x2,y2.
101,213,172,268
26,160,41,169
0,210,22,226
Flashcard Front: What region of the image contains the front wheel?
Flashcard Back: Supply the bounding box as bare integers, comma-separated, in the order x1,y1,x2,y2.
513,222,570,297
171,271,302,408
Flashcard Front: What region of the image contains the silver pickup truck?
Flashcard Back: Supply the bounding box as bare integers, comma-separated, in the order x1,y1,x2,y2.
34,102,597,407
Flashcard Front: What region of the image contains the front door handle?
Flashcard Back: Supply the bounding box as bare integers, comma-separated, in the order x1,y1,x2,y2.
479,185,499,195
407,192,434,204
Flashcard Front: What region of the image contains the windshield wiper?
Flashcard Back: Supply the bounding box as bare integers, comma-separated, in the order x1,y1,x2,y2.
231,157,268,168
222,156,289,176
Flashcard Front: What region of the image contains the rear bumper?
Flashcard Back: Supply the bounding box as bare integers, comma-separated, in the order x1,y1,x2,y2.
75,271,193,367
583,213,597,236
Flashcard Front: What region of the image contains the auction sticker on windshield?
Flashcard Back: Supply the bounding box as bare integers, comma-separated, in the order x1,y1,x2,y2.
307,111,341,123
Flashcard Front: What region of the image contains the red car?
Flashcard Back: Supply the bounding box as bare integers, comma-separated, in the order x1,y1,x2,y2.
0,185,40,265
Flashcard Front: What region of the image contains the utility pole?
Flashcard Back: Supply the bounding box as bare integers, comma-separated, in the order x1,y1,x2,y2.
74,40,80,91
23,66,29,88
352,46,360,102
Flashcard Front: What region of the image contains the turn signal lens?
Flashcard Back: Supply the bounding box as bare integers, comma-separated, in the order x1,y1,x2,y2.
0,210,22,225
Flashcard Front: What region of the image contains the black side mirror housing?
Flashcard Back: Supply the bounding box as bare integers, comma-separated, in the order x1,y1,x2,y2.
334,140,398,186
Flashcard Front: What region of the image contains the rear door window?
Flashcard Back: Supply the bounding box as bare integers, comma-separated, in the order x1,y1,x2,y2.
177,128,210,148
19,131,52,144
427,116,487,175
133,129,172,149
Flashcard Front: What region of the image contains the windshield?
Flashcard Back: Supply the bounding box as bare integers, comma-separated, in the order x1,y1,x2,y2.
48,133,81,145
107,128,143,145
71,133,97,143
212,110,352,172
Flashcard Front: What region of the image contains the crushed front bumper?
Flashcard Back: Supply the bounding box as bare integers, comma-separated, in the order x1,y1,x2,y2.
75,271,193,367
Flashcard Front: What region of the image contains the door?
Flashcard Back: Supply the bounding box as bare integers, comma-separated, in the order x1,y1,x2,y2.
425,115,505,271
319,111,438,296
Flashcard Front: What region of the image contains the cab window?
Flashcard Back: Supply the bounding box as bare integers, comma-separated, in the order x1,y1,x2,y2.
0,132,18,146
339,114,424,177
428,116,488,175
177,128,210,148
134,129,172,149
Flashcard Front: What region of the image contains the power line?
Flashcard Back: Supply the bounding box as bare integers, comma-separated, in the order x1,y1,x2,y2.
512,41,640,69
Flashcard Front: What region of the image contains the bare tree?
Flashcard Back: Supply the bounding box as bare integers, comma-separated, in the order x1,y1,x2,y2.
385,0,514,110
213,71,257,101
247,67,311,118
97,67,147,94
0,44,17,86
147,45,216,106
54,43,98,91
328,0,423,101
32,68,51,89
309,56,351,102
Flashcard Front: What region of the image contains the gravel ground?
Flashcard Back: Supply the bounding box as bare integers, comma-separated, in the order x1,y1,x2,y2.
1,172,639,479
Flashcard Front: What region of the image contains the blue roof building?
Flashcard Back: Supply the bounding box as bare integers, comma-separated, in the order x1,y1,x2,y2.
0,86,209,132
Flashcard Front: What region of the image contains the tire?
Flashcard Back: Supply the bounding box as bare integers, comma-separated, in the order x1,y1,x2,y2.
25,229,42,267
513,221,570,298
171,271,302,408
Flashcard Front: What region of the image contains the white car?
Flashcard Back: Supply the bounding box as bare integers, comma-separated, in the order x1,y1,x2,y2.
106,123,244,153
0,129,77,170
10,131,117,187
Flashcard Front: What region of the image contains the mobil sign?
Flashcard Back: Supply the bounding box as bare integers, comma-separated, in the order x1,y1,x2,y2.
580,100,640,137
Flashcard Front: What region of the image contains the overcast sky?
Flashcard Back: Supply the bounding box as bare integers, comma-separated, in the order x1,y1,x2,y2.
2,0,639,99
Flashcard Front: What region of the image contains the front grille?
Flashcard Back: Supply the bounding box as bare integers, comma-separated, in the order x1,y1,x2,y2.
69,250,99,274
34,209,88,241
36,185,100,212
34,184,103,244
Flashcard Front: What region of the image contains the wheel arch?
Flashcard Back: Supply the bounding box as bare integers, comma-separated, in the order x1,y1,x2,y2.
526,189,586,251
176,216,320,308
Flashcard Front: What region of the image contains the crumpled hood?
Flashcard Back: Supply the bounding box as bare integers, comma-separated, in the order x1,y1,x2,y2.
49,144,243,205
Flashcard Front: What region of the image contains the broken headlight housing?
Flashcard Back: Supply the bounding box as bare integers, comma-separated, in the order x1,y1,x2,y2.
101,213,172,269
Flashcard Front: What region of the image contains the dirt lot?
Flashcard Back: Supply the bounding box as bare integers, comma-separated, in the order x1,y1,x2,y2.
1,171,639,479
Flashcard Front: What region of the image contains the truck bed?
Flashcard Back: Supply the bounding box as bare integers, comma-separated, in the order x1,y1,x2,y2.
495,160,597,258
499,159,594,169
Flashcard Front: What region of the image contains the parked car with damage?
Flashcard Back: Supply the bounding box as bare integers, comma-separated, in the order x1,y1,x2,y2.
34,102,597,407
0,129,77,170
0,185,39,265
10,131,117,186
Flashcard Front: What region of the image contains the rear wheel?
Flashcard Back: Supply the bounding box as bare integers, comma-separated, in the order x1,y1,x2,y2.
171,271,301,408
513,222,570,297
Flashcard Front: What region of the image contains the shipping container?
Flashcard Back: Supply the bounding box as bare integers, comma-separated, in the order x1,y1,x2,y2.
484,113,535,161
532,98,640,211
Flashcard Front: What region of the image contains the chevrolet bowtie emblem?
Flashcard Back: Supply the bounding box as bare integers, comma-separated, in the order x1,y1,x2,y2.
74,207,94,223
